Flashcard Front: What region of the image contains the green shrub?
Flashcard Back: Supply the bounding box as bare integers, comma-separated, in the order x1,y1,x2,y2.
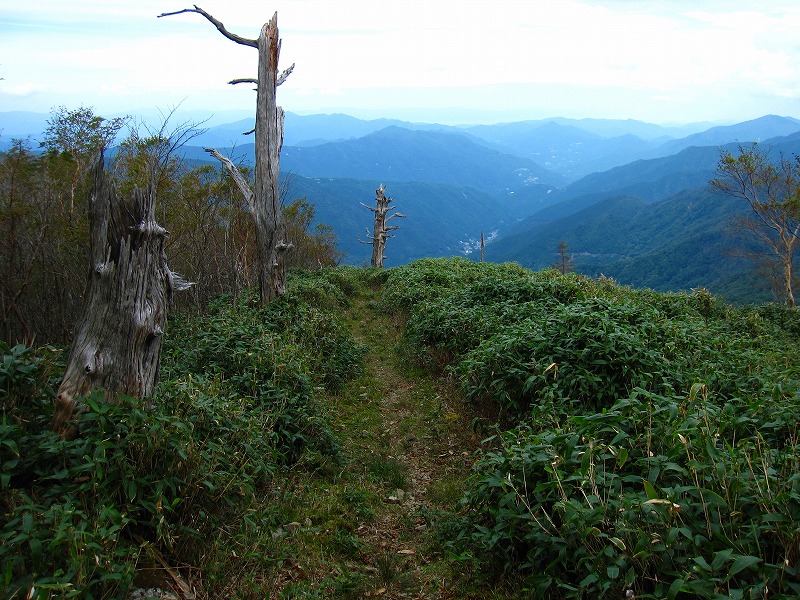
1,269,368,597
381,257,531,313
382,259,800,597
447,387,800,598
0,382,294,597
163,287,366,463
454,298,687,415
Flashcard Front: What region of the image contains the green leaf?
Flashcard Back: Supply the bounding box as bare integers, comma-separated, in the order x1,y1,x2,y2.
643,479,658,500
609,536,626,551
760,513,788,523
667,578,684,600
22,512,32,534
126,479,137,502
616,447,628,467
692,555,712,572
698,487,728,508
29,538,42,568
711,548,734,571
727,555,761,579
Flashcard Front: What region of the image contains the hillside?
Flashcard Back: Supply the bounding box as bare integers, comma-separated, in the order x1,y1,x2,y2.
281,126,567,194
524,128,800,226
4,109,799,302
649,114,800,158
488,188,767,303
286,176,513,266
7,262,800,598
192,112,458,149
464,120,660,181
488,128,800,304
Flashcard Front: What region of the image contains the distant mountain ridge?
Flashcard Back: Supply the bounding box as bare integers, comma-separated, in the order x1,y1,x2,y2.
647,115,800,159
285,176,512,267
487,188,764,301
4,109,800,302
488,129,800,303
281,126,567,194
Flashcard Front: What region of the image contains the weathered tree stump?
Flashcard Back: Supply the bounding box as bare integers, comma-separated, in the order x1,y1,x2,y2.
53,156,188,437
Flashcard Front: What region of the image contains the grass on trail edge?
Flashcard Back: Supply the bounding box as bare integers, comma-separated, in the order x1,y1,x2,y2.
222,288,489,599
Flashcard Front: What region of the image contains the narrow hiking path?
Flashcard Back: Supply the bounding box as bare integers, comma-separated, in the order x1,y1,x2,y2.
268,286,485,599
341,289,481,598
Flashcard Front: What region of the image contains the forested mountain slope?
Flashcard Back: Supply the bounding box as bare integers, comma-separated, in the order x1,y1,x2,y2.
649,114,800,158
4,109,798,303
280,126,566,194
286,176,510,266
488,188,767,303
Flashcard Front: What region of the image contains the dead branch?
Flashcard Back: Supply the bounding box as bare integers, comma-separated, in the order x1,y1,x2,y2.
157,5,257,48
276,63,295,86
203,147,255,213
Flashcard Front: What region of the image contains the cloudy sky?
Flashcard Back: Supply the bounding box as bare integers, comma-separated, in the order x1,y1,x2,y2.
2,0,799,125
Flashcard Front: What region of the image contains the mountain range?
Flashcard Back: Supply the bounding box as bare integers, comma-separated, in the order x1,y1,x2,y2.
3,109,800,303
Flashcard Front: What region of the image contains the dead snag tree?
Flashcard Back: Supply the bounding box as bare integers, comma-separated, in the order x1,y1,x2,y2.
53,156,190,437
551,240,575,275
159,7,294,303
358,184,405,268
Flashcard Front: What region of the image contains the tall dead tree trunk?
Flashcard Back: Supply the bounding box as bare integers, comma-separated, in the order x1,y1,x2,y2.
53,156,189,437
358,184,405,268
159,7,293,303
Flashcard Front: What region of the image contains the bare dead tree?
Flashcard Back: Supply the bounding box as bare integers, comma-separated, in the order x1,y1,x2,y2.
158,6,294,302
53,156,191,437
358,184,405,268
480,231,485,263
551,240,574,275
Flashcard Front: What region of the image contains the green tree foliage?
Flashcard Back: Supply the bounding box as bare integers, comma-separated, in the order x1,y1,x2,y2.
0,140,89,342
0,106,345,340
42,105,126,212
109,113,200,197
711,144,800,306
283,197,344,270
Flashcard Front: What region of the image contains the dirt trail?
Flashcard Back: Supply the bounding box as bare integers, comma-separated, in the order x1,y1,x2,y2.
335,290,481,599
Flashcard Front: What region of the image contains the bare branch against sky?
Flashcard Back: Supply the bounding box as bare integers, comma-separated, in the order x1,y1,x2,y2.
1,0,799,124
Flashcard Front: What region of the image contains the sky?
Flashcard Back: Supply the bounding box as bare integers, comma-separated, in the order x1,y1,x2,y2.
2,0,800,126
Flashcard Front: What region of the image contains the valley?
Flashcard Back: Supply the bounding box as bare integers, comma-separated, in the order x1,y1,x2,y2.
3,110,800,303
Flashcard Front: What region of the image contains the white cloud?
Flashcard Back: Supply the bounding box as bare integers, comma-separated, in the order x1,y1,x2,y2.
1,0,799,123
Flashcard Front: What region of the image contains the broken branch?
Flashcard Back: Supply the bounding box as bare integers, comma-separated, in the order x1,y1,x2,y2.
203,147,255,213
276,63,295,86
158,5,258,48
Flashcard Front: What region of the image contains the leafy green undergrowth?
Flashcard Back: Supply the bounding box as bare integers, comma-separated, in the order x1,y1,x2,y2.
4,258,800,598
383,257,800,598
0,267,369,598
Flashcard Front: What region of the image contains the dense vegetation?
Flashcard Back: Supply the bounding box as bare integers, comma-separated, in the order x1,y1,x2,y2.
382,257,800,599
1,268,368,598
0,115,341,345
3,105,800,596
3,257,800,598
